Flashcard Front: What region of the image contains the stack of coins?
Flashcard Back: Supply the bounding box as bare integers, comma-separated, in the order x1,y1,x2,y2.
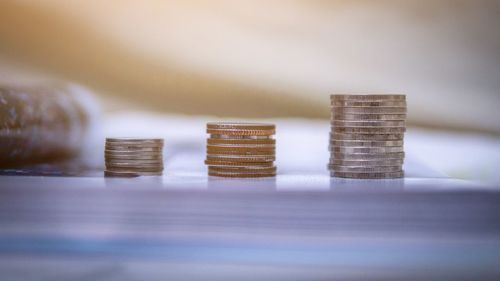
104,138,164,177
205,122,276,178
329,95,407,179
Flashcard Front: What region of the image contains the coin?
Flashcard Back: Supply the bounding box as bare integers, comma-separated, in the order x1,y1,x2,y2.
105,143,163,149
331,152,405,160
328,165,402,173
104,170,141,177
330,146,404,153
329,140,403,147
207,122,275,130
331,171,404,179
330,133,404,141
207,129,275,136
329,159,404,166
209,166,277,173
106,138,163,144
332,107,407,114
105,147,163,152
332,114,407,121
105,162,164,168
105,158,163,164
105,154,163,160
331,94,406,101
207,138,275,145
207,146,275,153
210,135,273,140
204,159,275,167
105,166,164,173
208,171,276,178
331,120,406,127
331,100,406,107
206,155,275,162
104,151,163,157
332,127,406,134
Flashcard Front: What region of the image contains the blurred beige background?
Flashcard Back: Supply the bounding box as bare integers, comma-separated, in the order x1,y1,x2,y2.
1,0,499,133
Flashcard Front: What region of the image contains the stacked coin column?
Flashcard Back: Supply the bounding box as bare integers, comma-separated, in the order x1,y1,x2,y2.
205,122,276,178
328,95,407,179
104,138,164,177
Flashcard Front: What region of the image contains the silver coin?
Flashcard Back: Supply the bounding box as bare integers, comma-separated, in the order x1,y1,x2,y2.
331,100,407,107
330,146,404,153
105,159,164,166
105,154,163,160
105,166,164,172
329,140,404,147
332,107,407,114
331,171,404,179
210,135,273,140
330,94,406,101
332,127,406,134
330,133,404,141
328,165,402,173
329,159,404,166
331,120,406,127
332,113,407,121
331,152,405,160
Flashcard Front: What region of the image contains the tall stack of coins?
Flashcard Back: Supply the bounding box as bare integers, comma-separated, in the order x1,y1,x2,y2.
205,122,276,178
329,95,406,179
104,138,164,177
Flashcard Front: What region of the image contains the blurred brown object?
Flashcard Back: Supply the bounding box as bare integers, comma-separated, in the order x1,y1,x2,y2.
0,83,92,167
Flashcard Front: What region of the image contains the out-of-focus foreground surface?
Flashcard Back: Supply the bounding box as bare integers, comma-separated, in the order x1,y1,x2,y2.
0,0,499,133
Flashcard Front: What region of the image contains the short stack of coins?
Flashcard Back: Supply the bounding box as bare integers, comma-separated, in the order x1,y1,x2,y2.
104,138,164,177
329,95,406,179
205,122,276,178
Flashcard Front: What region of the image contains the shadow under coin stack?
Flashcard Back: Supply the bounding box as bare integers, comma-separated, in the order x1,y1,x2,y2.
104,138,164,177
205,122,276,178
329,95,407,179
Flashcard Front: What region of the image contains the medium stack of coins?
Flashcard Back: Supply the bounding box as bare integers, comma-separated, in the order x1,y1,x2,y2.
104,138,164,177
205,122,276,178
329,95,406,179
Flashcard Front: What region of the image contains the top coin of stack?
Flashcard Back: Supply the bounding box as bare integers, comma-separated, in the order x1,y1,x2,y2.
104,138,164,177
329,95,407,179
205,122,276,178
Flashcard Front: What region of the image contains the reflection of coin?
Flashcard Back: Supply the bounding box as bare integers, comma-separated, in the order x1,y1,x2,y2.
330,133,404,141
207,129,275,136
331,100,406,107
331,120,406,127
330,146,404,153
331,171,404,179
207,122,275,130
331,94,406,101
332,114,407,121
207,138,275,145
332,107,407,114
333,127,406,134
104,170,141,177
328,165,402,173
331,152,405,160
329,140,403,147
329,159,404,166
204,159,275,167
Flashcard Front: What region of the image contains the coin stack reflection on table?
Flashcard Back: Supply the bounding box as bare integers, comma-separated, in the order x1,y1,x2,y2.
104,138,164,177
329,95,407,179
205,122,276,178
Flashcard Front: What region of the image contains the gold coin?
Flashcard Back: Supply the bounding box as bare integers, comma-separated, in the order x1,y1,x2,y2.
330,133,404,141
331,120,406,127
332,107,407,114
208,171,276,178
207,129,275,136
207,122,275,130
329,140,404,147
329,159,404,166
332,127,406,134
332,114,407,121
328,165,402,173
206,155,275,162
210,135,273,140
207,138,275,145
204,160,275,167
331,100,406,107
207,146,275,152
208,166,277,173
331,94,406,101
331,152,405,160
331,171,404,179
330,146,404,153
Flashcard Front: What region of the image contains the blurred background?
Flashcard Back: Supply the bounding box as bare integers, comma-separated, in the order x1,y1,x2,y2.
0,0,499,183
